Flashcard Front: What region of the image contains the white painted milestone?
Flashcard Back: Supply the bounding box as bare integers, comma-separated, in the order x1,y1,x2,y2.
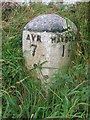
22,14,77,83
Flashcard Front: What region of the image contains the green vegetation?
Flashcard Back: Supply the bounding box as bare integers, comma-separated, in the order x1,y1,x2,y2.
2,2,89,119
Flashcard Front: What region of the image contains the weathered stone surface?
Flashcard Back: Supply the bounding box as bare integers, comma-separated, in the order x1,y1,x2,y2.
22,14,77,84
24,14,77,34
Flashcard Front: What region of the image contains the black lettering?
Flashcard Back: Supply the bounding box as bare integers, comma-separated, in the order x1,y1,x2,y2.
31,34,36,41
65,36,68,43
57,37,61,43
26,34,30,40
37,35,41,42
62,45,65,57
61,36,63,42
30,44,37,56
57,34,61,43
51,37,56,43
33,64,37,68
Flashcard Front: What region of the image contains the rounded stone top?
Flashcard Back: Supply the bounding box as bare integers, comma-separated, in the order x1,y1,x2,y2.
24,14,77,33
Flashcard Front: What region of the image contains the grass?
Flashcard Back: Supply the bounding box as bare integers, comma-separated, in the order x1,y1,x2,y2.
2,2,90,119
